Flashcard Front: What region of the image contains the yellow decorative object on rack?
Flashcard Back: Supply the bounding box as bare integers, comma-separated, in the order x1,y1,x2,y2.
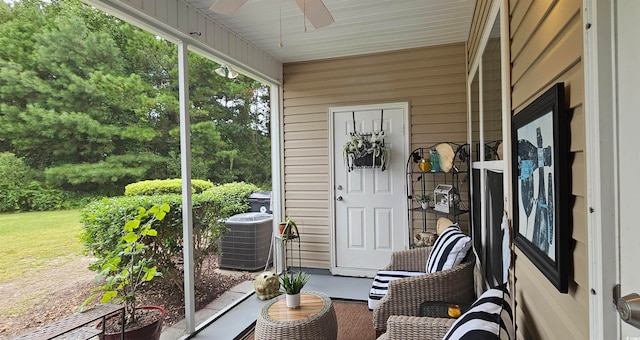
418,158,431,172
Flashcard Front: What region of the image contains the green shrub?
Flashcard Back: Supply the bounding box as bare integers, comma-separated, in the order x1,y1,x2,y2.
0,188,18,212
0,153,104,212
81,192,227,287
0,153,37,212
124,178,214,196
17,182,68,211
0,152,34,189
63,192,104,209
0,181,68,213
0,187,101,213
82,204,169,325
81,181,263,286
203,182,262,217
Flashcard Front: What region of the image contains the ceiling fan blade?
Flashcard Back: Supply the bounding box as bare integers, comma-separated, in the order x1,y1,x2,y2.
209,0,248,14
294,0,335,29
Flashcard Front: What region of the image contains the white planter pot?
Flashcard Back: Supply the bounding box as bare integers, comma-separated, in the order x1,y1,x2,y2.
421,202,428,209
285,293,301,308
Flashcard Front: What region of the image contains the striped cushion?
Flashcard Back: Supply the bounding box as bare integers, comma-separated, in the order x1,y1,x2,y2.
443,285,514,340
425,225,471,273
368,270,424,310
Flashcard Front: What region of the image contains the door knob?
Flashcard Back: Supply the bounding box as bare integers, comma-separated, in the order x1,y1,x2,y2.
618,293,640,328
336,196,343,201
614,284,640,329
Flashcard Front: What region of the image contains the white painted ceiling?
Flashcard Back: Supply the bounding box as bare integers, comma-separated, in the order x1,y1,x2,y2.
184,0,476,63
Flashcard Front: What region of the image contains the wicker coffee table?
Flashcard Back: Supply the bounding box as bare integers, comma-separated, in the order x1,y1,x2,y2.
255,291,337,340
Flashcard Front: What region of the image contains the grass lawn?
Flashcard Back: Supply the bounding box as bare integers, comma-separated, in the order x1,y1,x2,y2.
0,209,84,283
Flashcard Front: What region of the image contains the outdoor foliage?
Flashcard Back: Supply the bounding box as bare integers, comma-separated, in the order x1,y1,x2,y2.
44,153,169,195
84,204,169,325
0,152,35,211
0,0,272,200
0,152,67,212
6,181,68,212
124,178,214,196
80,182,261,287
202,182,261,217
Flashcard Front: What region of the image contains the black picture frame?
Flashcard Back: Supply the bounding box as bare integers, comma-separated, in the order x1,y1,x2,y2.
511,83,569,293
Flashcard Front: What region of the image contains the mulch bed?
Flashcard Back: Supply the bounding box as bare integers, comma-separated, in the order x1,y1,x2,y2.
117,255,251,327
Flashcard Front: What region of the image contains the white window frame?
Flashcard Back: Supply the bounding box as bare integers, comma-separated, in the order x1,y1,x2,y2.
466,0,511,288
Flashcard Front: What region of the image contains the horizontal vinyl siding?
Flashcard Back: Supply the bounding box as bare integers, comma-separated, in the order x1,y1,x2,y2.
282,44,468,269
509,0,588,338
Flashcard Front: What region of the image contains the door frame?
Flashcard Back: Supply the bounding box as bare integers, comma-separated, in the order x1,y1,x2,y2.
583,0,618,338
328,102,410,276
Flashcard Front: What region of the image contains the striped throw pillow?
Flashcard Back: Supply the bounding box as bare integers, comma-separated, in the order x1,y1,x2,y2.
368,270,424,310
443,284,514,340
425,225,471,273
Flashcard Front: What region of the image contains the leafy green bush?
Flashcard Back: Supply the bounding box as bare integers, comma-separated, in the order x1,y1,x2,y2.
0,152,34,189
0,153,75,212
203,182,262,217
80,181,262,287
0,184,97,212
0,152,35,212
124,178,214,196
0,188,19,212
63,192,104,209
16,182,68,211
83,204,169,325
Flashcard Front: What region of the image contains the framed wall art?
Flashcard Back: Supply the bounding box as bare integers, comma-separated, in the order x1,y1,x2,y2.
511,83,570,293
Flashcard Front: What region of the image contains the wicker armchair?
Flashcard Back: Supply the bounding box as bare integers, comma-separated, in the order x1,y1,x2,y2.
372,246,475,335
376,315,456,340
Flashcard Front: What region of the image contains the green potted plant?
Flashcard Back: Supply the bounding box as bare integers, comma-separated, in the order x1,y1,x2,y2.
82,204,170,340
279,215,299,239
415,193,432,210
279,271,310,308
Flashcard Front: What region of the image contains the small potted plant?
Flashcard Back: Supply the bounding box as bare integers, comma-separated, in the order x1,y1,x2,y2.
279,271,310,308
82,204,170,340
415,193,432,210
279,215,299,239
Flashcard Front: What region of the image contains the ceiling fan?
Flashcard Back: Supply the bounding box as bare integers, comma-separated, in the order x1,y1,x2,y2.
209,0,335,29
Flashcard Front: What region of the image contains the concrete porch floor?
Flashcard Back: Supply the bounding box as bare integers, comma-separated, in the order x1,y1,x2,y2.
160,271,373,340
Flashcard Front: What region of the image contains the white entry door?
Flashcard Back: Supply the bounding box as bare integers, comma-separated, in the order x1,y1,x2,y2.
330,103,408,277
616,0,640,337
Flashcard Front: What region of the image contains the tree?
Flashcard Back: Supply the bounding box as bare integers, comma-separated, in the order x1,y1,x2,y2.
0,0,272,196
